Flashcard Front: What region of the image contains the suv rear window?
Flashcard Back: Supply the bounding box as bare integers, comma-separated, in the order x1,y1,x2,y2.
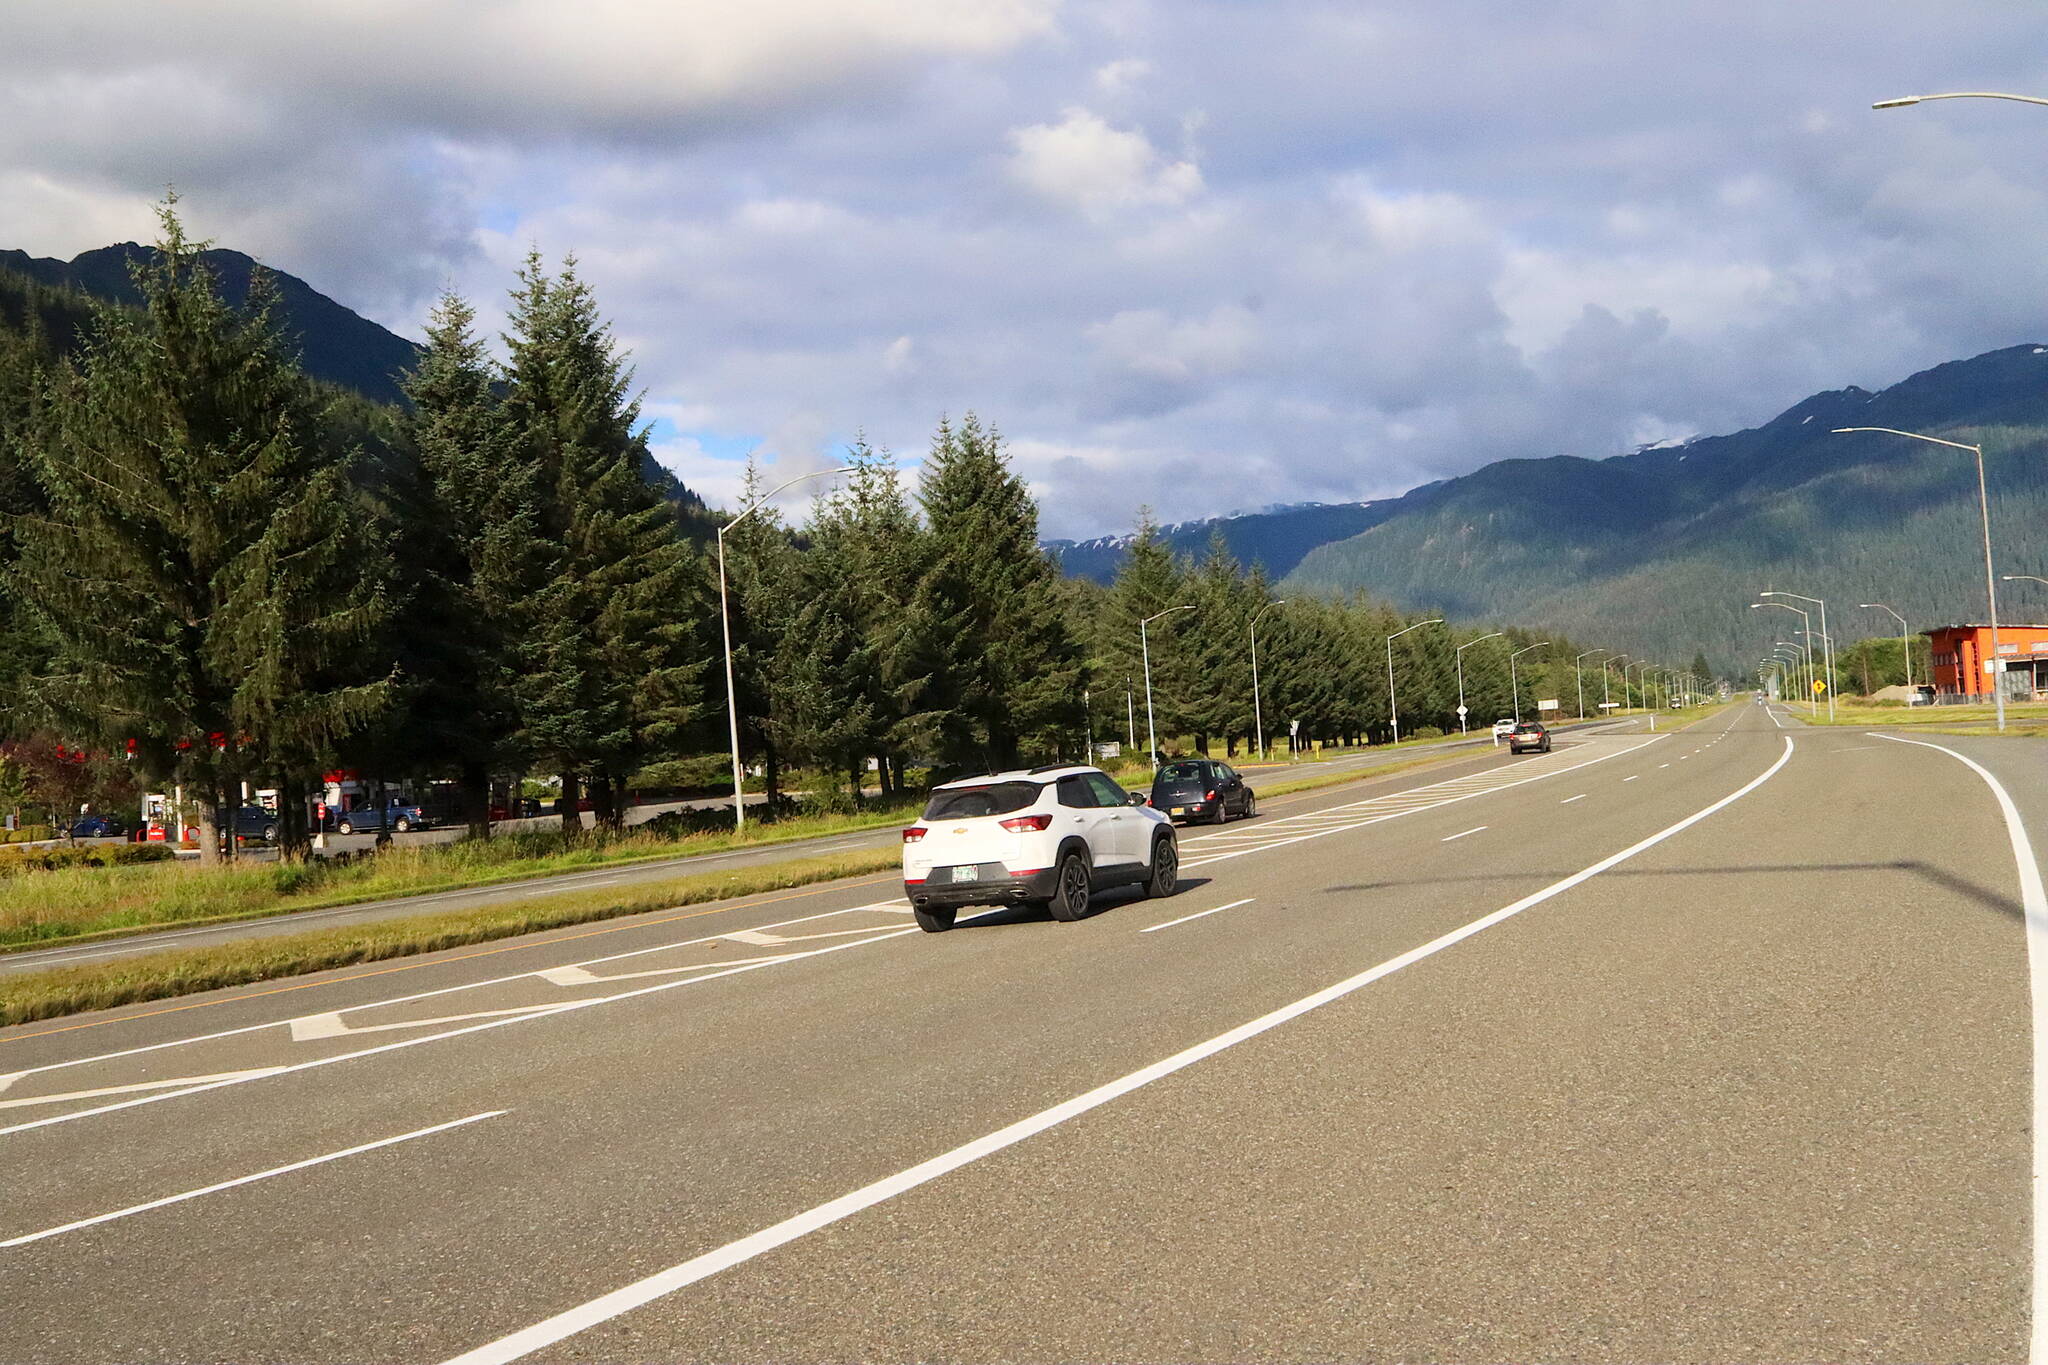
923,782,1043,820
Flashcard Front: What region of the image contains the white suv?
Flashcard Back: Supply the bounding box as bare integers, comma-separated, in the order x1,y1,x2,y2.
902,765,1179,932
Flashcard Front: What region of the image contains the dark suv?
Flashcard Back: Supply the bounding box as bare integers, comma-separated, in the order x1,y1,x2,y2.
333,801,432,835
1507,720,1552,754
1148,758,1256,824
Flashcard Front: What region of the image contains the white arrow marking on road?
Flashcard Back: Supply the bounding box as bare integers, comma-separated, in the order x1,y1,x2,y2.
0,1067,286,1111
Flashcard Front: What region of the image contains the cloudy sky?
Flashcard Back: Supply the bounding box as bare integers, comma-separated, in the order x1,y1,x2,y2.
4,2,2046,536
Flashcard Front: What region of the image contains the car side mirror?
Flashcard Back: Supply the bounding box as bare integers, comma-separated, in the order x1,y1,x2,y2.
1128,791,1148,806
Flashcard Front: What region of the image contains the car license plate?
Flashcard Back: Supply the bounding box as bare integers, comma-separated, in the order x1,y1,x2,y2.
1170,806,1185,816
948,865,979,883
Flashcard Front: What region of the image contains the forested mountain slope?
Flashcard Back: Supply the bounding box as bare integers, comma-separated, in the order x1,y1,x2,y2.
1284,344,2048,671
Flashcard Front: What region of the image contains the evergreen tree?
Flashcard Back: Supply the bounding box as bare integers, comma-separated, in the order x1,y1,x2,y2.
916,414,1080,771
9,200,389,862
505,254,704,834
390,291,543,837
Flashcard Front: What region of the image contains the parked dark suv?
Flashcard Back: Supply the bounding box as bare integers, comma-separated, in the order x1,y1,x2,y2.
333,800,432,835
1148,758,1256,824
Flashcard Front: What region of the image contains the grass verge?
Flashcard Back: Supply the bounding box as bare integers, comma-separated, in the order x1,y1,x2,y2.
0,848,901,1027
1784,700,2048,734
0,797,922,955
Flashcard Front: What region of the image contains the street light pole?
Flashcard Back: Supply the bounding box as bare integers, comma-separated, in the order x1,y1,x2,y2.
1605,654,1627,713
1873,90,2048,111
1509,642,1548,723
1835,427,2005,731
1141,605,1195,768
1385,618,1445,746
1762,591,1834,721
1454,631,1505,735
1752,601,1815,714
1574,648,1607,720
1250,600,1287,761
1861,602,1914,694
719,466,855,829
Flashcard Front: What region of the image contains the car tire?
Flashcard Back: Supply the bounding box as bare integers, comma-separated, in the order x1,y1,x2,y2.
337,820,354,836
1244,792,1258,819
913,905,956,933
263,824,278,842
396,817,412,833
1143,835,1179,899
1209,802,1229,825
1046,850,1092,922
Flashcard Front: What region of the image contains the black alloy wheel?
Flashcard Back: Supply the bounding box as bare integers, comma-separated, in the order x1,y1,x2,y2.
1046,851,1092,921
1143,836,1179,898
913,905,957,933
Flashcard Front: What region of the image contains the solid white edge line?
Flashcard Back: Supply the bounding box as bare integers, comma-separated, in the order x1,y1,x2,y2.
1868,731,2048,1364
439,734,1797,1365
1139,898,1255,934
1,1109,505,1247
1440,826,1487,842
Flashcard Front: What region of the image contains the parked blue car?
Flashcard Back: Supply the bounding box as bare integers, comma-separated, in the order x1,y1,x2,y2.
69,814,126,839
216,806,280,841
332,801,433,836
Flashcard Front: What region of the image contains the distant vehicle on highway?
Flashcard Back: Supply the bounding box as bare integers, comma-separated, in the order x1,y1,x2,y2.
1148,758,1256,824
332,801,433,835
69,814,126,839
1507,720,1552,754
902,765,1178,933
488,797,545,820
1492,718,1517,740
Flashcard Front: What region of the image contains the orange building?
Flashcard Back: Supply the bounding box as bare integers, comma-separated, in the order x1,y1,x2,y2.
1925,623,2048,700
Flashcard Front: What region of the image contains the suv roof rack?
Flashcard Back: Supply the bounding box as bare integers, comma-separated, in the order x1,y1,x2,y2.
1026,763,1073,775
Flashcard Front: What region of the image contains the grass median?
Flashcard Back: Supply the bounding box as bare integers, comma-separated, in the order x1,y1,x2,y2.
0,799,920,955
0,847,902,1027
1781,699,2048,735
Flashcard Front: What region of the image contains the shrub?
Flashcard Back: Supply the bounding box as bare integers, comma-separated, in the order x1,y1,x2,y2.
1410,726,1444,741
0,843,178,877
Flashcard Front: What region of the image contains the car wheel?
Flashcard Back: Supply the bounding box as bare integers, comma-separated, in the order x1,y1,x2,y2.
395,817,412,833
913,905,957,933
1244,792,1258,819
1209,801,1229,825
263,824,278,842
337,820,354,835
1143,835,1179,899
1045,850,1092,922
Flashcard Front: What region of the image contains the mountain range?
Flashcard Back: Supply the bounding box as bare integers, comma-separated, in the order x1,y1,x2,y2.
13,241,2044,674
1053,344,2048,673
0,243,704,512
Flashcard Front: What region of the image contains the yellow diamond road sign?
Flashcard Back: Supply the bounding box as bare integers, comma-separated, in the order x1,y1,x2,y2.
1812,679,1827,695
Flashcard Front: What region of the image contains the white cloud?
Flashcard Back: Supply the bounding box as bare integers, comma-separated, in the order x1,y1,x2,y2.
1007,107,1203,218
1092,57,1153,98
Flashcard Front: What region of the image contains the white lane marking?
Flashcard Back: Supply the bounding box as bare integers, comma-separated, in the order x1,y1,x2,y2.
289,1003,581,1043
0,1067,286,1111
440,735,1799,1365
1139,898,1255,934
1561,795,1586,805
1440,826,1487,842
1623,776,1640,783
1183,737,1659,870
0,1110,503,1247
1868,731,2048,1363
2,903,909,1091
0,928,918,1138
1658,763,1670,769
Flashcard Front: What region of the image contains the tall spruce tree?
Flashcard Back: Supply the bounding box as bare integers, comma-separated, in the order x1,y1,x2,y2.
391,292,542,837
9,200,389,862
504,254,702,834
915,414,1080,771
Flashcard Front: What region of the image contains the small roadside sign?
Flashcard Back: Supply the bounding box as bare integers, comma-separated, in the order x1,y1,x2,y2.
1455,704,1468,716
1811,679,1827,695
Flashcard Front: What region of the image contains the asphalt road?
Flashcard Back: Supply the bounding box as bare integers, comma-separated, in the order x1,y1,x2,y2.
6,701,2040,1361
0,720,1630,978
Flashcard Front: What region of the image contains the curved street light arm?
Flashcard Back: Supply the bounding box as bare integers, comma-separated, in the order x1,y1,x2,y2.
1874,91,2048,110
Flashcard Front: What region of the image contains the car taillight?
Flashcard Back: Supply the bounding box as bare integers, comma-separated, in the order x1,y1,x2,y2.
902,826,927,843
1205,789,1217,801
1000,814,1053,832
